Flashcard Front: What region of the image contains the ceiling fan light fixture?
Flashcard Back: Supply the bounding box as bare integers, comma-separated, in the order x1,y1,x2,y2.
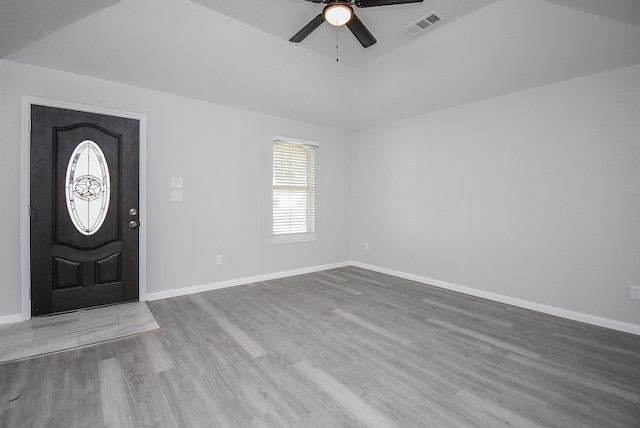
323,3,353,26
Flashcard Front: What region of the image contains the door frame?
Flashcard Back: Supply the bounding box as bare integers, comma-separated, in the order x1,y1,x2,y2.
20,96,147,320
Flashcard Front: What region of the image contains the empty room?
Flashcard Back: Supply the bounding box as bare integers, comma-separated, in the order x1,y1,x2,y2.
1,0,639,426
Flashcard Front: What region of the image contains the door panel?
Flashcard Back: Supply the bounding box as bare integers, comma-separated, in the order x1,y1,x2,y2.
30,105,140,316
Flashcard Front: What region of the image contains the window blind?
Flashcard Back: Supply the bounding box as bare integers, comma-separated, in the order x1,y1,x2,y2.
273,139,317,241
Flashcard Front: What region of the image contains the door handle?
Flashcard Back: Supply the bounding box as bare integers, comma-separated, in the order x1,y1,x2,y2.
129,220,139,229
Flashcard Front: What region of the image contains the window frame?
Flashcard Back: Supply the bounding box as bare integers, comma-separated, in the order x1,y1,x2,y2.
271,136,318,244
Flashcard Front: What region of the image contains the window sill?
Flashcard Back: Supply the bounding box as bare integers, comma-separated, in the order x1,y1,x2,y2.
271,234,317,244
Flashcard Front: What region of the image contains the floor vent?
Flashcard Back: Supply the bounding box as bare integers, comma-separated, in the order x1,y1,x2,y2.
403,11,446,36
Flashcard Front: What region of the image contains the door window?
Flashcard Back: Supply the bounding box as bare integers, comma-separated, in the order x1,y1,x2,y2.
65,139,111,235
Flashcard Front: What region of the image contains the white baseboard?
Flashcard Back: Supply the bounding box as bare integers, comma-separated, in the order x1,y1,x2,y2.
146,261,350,301
350,261,640,336
0,313,23,325
5,260,638,337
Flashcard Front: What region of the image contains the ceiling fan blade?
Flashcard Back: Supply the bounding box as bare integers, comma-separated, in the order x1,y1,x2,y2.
346,14,377,48
355,0,423,8
289,14,325,43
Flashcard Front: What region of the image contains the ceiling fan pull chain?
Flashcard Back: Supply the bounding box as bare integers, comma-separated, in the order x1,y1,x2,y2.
336,23,339,62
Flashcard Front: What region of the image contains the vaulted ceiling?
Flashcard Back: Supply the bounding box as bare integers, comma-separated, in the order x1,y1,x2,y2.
2,0,640,130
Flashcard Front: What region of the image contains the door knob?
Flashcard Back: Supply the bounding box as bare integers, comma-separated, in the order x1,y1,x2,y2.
129,220,138,229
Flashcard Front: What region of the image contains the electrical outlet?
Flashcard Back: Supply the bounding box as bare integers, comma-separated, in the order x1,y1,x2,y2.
631,286,640,301
216,255,223,265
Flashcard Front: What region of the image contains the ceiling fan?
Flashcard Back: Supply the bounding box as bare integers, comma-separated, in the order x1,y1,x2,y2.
290,0,424,48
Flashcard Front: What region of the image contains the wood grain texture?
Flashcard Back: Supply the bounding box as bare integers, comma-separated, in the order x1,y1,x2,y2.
1,267,639,427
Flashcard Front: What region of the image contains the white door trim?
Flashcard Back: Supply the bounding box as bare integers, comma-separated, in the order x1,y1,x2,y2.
20,96,147,320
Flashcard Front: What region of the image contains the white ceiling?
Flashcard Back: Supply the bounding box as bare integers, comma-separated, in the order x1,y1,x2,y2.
2,0,640,130
0,0,120,59
190,0,498,66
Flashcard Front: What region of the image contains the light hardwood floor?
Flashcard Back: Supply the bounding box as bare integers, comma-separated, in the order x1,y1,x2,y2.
1,267,639,427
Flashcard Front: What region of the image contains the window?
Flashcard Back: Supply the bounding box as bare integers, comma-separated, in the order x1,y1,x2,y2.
272,137,317,243
65,140,111,236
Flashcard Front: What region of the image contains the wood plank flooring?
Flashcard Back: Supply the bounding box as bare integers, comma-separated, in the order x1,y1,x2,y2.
1,267,639,427
0,302,160,364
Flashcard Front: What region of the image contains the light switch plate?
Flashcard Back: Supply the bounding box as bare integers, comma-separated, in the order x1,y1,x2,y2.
171,177,184,188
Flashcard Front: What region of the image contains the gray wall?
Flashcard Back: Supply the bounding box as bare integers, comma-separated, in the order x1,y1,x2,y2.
350,64,640,325
0,60,351,318
2,59,639,329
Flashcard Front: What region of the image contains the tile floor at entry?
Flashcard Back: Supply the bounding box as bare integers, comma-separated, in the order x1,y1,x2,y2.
0,302,160,364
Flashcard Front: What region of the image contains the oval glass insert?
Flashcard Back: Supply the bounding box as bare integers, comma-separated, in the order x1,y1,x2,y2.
65,140,111,235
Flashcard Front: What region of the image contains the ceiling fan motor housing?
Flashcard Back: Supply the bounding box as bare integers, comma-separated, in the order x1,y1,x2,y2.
292,0,424,48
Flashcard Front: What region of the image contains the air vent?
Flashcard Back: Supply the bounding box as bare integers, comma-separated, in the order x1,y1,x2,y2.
403,11,446,36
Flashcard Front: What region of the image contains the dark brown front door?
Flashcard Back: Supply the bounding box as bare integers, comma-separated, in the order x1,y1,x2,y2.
30,105,140,316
